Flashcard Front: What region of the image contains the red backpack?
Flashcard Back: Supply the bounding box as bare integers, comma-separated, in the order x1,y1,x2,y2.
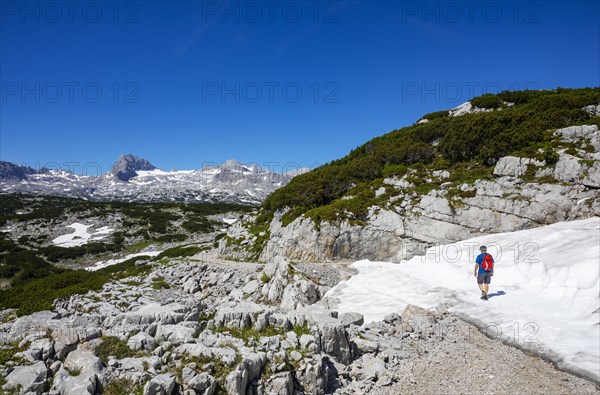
481,253,494,271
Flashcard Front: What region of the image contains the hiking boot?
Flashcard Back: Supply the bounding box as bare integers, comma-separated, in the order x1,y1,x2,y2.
483,293,489,300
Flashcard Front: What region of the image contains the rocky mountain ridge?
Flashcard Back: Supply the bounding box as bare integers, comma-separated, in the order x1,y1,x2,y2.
0,155,303,205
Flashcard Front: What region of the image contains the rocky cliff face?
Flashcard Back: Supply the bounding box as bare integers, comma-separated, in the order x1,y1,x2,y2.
219,125,600,262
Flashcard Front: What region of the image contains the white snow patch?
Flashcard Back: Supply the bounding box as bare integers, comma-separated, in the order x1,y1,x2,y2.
86,251,162,271
326,218,600,380
222,218,238,225
52,223,114,247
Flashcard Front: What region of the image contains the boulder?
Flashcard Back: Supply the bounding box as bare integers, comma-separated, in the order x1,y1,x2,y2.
582,161,600,188
128,331,157,351
213,302,267,329
316,323,353,365
352,337,379,355
49,348,104,394
554,153,586,183
5,361,47,394
50,368,98,395
339,312,364,327
186,372,216,395
225,351,266,395
350,354,387,381
110,303,190,327
9,311,59,342
22,338,54,362
295,356,329,395
280,279,320,310
261,257,291,303
183,278,201,294
155,324,197,344
242,280,259,294
493,156,543,177
63,349,103,375
264,372,294,395
52,326,79,360
143,373,176,395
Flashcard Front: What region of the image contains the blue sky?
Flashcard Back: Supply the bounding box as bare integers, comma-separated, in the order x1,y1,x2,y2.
1,0,599,174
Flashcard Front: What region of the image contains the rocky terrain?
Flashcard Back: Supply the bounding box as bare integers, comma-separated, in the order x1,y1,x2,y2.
220,124,600,263
0,256,597,395
0,156,306,206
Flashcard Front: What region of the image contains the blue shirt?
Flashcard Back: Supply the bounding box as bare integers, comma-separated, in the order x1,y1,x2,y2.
476,253,494,274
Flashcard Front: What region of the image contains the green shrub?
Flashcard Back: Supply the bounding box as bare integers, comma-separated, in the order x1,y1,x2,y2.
382,164,408,178
542,145,560,165
470,94,503,109
421,110,449,120
260,273,270,283
292,322,311,337
0,343,27,365
155,245,207,260
96,336,138,363
181,219,213,233
151,276,170,290
103,378,143,395
0,270,108,315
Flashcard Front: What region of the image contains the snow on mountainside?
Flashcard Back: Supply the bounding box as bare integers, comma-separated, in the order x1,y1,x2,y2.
326,217,600,381
0,154,302,205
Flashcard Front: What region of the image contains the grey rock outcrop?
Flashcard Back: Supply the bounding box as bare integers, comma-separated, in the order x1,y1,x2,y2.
143,373,176,395
316,323,353,365
263,371,294,395
4,361,47,394
261,257,292,303
493,156,543,177
49,349,103,395
554,153,586,182
554,124,600,151
184,371,216,395
225,351,266,395
127,331,157,351
583,161,600,188
339,312,364,328
280,279,320,311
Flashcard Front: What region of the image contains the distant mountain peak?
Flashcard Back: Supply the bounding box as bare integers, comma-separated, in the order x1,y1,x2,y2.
0,161,49,180
222,159,241,167
110,154,157,181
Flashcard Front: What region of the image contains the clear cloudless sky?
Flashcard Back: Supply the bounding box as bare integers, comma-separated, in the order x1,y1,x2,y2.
1,0,599,174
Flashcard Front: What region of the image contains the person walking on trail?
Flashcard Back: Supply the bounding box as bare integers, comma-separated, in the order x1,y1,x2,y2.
474,245,494,300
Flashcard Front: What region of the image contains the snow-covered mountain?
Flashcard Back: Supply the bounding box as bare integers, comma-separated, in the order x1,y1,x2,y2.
0,155,306,205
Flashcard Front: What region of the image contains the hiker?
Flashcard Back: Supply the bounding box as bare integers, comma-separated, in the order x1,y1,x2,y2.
474,245,494,300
